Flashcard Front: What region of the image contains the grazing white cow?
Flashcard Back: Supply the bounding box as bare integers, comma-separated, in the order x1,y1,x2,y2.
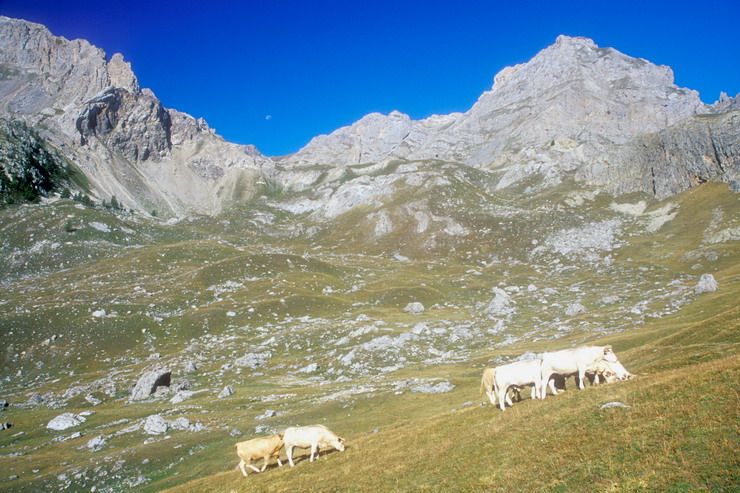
588,359,633,384
481,359,557,411
283,425,345,467
539,345,621,398
234,434,284,477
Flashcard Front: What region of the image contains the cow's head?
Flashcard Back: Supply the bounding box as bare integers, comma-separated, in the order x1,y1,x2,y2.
333,436,346,452
603,345,618,363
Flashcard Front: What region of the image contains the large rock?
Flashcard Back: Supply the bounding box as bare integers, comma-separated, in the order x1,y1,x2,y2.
47,413,86,431
695,274,719,294
143,415,168,435
130,368,171,401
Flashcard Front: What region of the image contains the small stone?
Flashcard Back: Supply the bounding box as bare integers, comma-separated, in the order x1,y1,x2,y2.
85,394,102,406
218,385,234,398
600,401,631,410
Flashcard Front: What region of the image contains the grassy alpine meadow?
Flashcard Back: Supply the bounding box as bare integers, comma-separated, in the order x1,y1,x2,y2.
162,290,740,493
1,179,738,492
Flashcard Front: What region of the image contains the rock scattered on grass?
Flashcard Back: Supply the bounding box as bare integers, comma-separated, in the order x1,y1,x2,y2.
84,435,108,452
600,402,631,410
130,368,171,401
47,413,86,431
403,302,425,315
143,415,168,435
695,273,718,294
218,385,234,398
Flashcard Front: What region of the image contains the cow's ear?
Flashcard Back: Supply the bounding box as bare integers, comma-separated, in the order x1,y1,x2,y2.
604,345,612,354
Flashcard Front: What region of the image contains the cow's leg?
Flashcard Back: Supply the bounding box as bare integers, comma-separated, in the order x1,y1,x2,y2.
260,455,269,472
248,462,262,473
310,443,318,462
486,390,496,405
287,445,295,467
577,364,586,389
276,455,283,467
239,460,249,477
548,378,558,396
497,387,508,411
505,388,514,407
530,384,537,400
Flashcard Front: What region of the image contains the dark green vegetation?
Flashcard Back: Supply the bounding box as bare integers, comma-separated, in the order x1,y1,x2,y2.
0,119,81,206
0,167,737,491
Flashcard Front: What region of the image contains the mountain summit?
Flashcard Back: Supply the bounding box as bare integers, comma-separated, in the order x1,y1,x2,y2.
0,19,737,215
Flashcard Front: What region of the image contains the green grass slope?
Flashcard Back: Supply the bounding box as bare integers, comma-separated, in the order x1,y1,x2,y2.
166,315,739,492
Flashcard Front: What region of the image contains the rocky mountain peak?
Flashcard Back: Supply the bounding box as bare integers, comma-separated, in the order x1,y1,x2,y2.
107,53,140,95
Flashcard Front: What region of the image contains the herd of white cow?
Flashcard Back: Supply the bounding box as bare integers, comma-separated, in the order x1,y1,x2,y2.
234,344,632,477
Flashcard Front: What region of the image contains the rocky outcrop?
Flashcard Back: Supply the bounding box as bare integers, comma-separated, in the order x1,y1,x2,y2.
0,16,268,216
76,87,172,162
130,368,171,401
579,111,739,197
0,16,735,217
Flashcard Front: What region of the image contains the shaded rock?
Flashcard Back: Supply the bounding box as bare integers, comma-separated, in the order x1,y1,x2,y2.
403,302,425,315
84,435,107,452
143,415,168,435
695,273,719,294
85,394,102,406
229,428,243,437
218,385,234,398
169,391,194,404
170,417,190,431
600,402,631,410
47,413,86,431
565,303,587,316
184,361,198,373
297,363,319,373
130,368,171,401
484,288,516,318
255,410,278,420
234,352,271,369
411,381,455,394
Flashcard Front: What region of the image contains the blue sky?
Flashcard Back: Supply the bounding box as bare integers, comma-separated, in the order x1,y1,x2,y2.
1,0,738,156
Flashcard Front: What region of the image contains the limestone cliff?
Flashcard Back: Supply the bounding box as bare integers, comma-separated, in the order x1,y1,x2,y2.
0,16,269,216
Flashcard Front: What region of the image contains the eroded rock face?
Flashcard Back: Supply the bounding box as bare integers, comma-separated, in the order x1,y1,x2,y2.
130,369,171,401
76,88,172,162
0,16,268,216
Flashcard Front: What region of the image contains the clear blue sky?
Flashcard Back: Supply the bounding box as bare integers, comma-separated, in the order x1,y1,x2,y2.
1,0,738,156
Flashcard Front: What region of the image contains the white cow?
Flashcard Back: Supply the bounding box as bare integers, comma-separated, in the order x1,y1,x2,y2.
539,345,621,398
283,425,345,467
481,359,557,411
590,358,633,384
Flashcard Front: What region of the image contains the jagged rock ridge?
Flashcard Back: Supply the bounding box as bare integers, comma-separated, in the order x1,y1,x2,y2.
0,16,737,216
0,16,270,216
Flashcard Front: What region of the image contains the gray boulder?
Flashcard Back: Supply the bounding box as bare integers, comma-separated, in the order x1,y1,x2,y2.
130,368,171,401
218,385,234,398
403,302,425,315
695,274,719,294
565,303,587,316
84,435,107,452
143,415,168,435
47,413,86,431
